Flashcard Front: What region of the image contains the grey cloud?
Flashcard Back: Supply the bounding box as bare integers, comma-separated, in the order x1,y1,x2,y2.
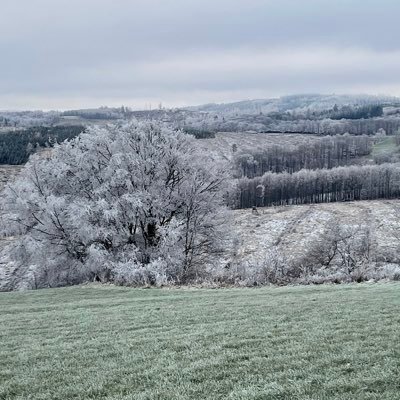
1,0,400,109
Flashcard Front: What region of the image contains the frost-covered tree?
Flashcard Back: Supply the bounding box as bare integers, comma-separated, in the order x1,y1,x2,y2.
0,121,230,288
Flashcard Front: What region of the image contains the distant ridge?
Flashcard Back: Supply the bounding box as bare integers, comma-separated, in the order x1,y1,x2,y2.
184,94,400,115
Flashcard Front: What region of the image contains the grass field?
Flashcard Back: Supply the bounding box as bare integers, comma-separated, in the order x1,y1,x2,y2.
371,136,398,158
1,284,399,399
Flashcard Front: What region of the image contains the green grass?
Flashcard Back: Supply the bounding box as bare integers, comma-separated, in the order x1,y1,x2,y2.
371,136,398,157
1,284,400,400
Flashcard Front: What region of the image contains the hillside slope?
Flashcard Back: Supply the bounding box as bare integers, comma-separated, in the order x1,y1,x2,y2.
232,200,400,276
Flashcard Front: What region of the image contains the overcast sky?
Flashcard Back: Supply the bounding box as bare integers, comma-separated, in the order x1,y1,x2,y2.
1,0,400,110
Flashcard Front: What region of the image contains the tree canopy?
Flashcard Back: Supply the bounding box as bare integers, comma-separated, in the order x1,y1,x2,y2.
1,121,230,288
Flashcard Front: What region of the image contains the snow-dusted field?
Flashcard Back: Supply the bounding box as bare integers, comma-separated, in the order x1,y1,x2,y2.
197,132,320,161
233,200,400,264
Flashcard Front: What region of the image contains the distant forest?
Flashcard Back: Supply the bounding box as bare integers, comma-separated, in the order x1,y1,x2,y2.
235,135,372,177
234,132,400,209
328,104,383,120
0,126,84,164
267,104,384,121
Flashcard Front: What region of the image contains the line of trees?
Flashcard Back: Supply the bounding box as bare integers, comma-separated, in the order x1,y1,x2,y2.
328,104,383,120
177,112,400,136
0,111,61,128
266,117,400,136
236,163,400,208
182,127,216,139
266,104,384,121
235,135,372,178
0,125,84,164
